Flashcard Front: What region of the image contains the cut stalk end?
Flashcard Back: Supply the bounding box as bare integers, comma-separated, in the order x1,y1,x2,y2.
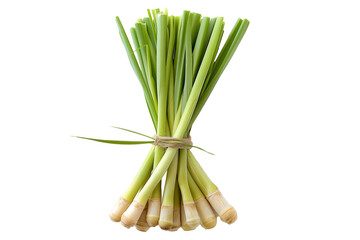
146,198,161,226
195,196,217,229
181,203,196,231
121,201,145,228
159,205,174,230
182,202,200,229
168,207,181,231
109,197,131,222
206,190,237,224
136,204,151,232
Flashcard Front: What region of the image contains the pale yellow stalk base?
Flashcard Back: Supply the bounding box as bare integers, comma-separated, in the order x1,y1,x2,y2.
180,202,200,230
206,190,237,224
146,198,161,227
183,202,200,229
181,203,194,231
168,207,181,231
195,196,217,229
121,201,145,228
159,205,173,230
109,197,131,222
135,204,150,232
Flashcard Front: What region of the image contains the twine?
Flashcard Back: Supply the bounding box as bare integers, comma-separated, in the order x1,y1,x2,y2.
153,135,192,149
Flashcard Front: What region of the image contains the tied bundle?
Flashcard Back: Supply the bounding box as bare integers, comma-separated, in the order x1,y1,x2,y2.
77,9,249,231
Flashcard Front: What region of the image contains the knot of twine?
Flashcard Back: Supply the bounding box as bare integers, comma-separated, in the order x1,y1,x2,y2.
153,135,193,149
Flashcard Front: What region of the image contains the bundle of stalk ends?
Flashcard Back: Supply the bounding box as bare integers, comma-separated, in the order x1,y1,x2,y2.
110,9,249,231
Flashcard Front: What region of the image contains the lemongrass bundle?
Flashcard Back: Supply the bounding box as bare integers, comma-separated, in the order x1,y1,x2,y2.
78,8,249,231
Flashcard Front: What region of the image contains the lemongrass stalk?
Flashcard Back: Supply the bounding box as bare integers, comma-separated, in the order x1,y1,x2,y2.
178,149,200,228
211,19,243,73
145,45,158,109
165,15,176,134
129,27,146,80
204,18,216,50
167,64,175,133
187,170,204,200
160,34,179,226
192,17,210,76
174,16,180,42
115,17,157,129
151,9,160,31
187,150,217,196
159,152,178,229
178,150,193,203
173,15,181,73
181,13,194,113
190,13,201,46
130,30,158,111
141,18,156,51
109,146,155,221
201,24,224,92
147,9,157,46
188,171,217,229
147,14,168,227
135,23,156,84
141,23,157,79
121,17,224,228
187,151,237,224
142,17,155,48
169,181,181,231
172,98,182,135
133,24,149,80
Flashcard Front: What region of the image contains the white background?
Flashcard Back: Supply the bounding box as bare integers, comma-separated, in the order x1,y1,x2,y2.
0,0,359,239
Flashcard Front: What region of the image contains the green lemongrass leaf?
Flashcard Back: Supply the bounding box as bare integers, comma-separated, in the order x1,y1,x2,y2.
135,23,152,80
111,126,155,139
140,22,157,61
145,45,158,107
192,17,210,76
175,17,224,139
73,136,154,145
174,10,190,112
143,17,156,48
135,23,157,81
115,17,157,129
190,13,201,46
203,18,216,51
173,15,181,73
212,18,243,73
188,19,250,131
151,9,160,32
206,19,250,94
174,15,180,38
202,26,224,92
130,27,146,80
147,9,157,44
182,12,193,112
